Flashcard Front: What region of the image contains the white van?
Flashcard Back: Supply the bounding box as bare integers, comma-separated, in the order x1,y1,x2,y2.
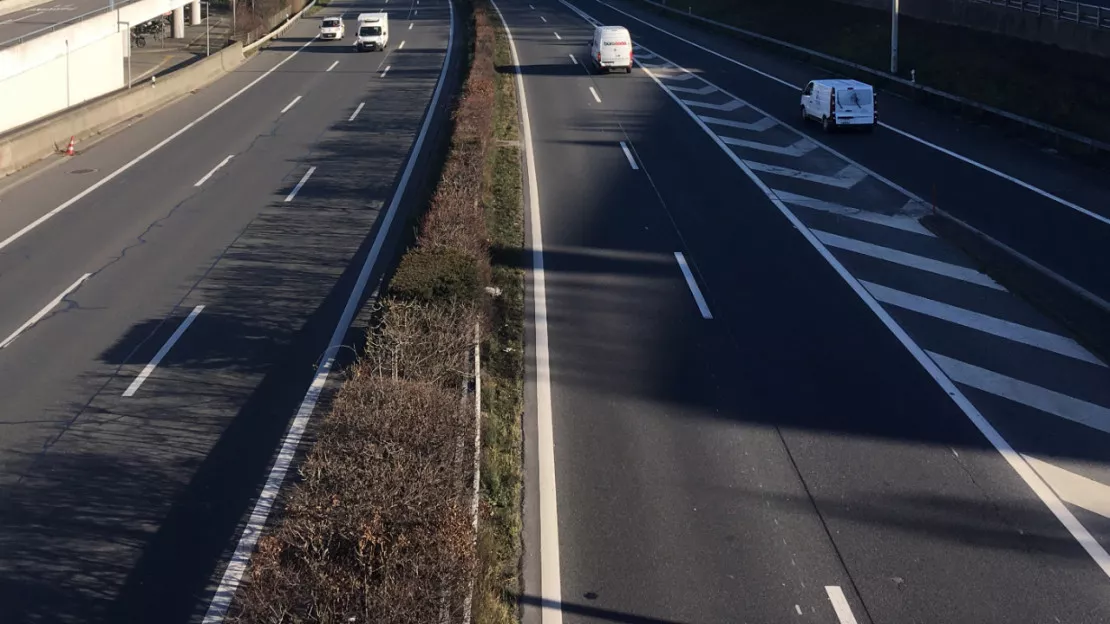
319,16,345,40
354,12,388,51
590,25,633,74
800,79,877,132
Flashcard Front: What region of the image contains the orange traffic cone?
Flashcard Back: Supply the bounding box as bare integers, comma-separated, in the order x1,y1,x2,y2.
64,136,75,156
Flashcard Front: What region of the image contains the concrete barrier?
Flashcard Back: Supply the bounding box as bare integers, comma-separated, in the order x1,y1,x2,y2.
0,41,244,177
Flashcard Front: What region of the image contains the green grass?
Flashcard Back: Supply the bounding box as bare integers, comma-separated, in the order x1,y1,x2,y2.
472,6,525,623
662,0,1110,143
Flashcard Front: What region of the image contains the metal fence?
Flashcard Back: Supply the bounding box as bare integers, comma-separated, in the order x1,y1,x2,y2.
968,0,1110,30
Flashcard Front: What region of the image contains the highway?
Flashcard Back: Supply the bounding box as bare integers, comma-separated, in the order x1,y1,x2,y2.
0,0,457,620
497,0,1110,622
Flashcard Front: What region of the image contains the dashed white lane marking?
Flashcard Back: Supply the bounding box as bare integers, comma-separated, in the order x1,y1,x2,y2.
326,60,338,71
530,2,534,7
409,22,413,29
588,86,601,103
675,252,712,319
194,154,234,187
747,161,866,189
569,53,577,64
825,586,859,624
1025,455,1110,519
619,141,638,170
814,230,1006,290
795,605,803,615
774,191,934,236
398,40,406,49
381,65,392,77
284,166,316,202
722,136,816,157
540,14,547,21
931,352,1110,435
700,114,776,132
280,95,302,114
865,281,1105,366
553,31,561,39
122,305,204,397
0,273,91,350
348,102,365,121
201,1,456,620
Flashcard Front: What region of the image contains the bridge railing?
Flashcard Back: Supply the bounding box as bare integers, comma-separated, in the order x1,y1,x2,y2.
968,0,1110,30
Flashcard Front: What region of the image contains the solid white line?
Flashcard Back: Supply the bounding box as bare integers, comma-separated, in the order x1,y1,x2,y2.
0,273,91,350
579,1,1110,580
194,155,234,187
773,190,934,236
348,102,365,121
568,53,577,64
864,281,1104,365
201,1,455,621
747,161,866,188
814,230,1005,290
0,36,318,254
587,0,1109,228
675,252,712,319
381,65,391,77
553,31,561,39
1024,455,1110,520
284,166,316,202
619,141,638,170
122,305,204,397
930,352,1110,435
825,587,859,624
588,86,601,103
488,2,562,622
540,14,547,21
326,60,338,71
398,39,405,49
280,95,302,114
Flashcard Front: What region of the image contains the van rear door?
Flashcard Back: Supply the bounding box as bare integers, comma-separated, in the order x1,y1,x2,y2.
834,86,874,124
598,28,631,67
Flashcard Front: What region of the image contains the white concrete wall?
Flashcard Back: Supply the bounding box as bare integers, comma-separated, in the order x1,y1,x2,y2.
0,0,192,132
0,29,126,133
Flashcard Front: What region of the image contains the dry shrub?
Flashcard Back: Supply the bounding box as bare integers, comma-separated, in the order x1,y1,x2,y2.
230,376,476,624
364,297,481,389
389,247,483,306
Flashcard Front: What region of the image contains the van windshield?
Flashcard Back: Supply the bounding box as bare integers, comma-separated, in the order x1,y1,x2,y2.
359,25,382,36
322,18,340,27
839,89,873,108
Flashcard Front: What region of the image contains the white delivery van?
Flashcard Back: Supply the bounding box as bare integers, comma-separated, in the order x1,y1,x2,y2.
590,25,633,74
354,12,389,51
319,16,345,40
800,79,877,132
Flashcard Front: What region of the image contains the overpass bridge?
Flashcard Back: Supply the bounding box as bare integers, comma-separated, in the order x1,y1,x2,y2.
0,0,204,134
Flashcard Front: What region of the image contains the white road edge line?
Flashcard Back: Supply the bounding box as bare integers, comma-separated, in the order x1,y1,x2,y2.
280,94,302,114
825,586,859,624
588,86,601,103
569,53,577,64
200,1,455,621
122,305,204,397
194,155,234,187
619,140,638,170
675,252,713,319
0,35,319,254
587,0,1107,227
0,273,91,350
325,60,338,71
601,16,1110,579
381,65,392,77
284,166,316,202
348,102,365,121
488,2,563,623
398,39,406,49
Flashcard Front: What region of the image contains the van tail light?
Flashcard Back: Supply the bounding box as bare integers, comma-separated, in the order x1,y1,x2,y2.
597,52,602,63
630,47,634,61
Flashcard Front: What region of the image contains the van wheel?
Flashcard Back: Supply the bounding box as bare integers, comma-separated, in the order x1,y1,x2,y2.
800,106,807,122
822,116,832,132
625,66,631,74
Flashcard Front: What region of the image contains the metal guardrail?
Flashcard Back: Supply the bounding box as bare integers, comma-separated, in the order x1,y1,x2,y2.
968,0,1110,30
0,0,145,48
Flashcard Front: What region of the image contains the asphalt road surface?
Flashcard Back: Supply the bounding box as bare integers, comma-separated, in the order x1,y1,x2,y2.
499,0,1110,623
0,0,458,621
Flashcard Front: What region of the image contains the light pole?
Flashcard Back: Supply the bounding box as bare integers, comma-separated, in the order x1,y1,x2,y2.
201,1,209,55
119,20,132,87
890,0,899,74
